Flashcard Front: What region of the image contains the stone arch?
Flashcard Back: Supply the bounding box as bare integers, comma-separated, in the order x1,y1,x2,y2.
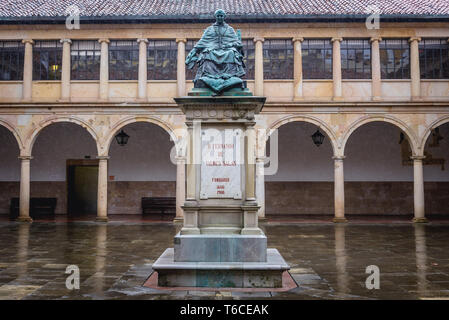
103,116,179,156
419,115,449,153
341,115,419,156
0,118,24,151
266,115,339,156
27,116,100,156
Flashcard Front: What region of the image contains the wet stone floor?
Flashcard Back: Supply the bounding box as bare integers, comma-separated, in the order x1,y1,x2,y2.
0,221,449,300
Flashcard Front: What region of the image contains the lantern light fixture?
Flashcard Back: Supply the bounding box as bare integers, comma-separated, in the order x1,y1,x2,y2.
115,129,130,146
311,129,325,147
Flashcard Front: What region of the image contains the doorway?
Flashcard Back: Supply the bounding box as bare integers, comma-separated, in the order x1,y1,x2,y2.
67,159,98,216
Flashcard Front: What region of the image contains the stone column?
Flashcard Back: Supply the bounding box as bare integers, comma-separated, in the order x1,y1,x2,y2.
96,156,109,222
174,156,186,222
331,38,343,101
18,156,32,222
22,39,34,101
292,37,304,100
98,38,110,101
182,121,200,234
254,37,264,96
137,38,148,101
256,157,266,220
412,156,427,223
245,124,256,202
370,37,382,101
60,39,72,101
176,38,187,97
409,37,421,100
185,122,196,201
333,156,347,223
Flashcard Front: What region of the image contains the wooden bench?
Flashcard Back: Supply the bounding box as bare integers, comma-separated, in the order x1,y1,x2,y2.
10,197,57,219
141,197,176,220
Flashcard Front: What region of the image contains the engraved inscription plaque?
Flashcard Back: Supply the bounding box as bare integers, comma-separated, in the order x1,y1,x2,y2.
200,127,242,199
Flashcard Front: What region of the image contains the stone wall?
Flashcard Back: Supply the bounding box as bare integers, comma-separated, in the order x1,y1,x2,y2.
108,181,176,214
265,181,449,215
1,181,447,216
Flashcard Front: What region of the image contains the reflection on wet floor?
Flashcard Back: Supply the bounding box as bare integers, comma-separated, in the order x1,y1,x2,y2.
0,221,449,300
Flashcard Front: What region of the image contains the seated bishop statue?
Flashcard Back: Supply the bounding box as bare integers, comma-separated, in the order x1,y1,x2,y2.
185,9,246,95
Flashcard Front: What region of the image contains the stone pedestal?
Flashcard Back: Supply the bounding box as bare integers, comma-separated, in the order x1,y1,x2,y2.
152,95,290,288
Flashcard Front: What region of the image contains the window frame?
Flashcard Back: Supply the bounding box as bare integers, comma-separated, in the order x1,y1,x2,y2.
108,39,139,81
341,39,372,80
419,38,449,80
147,40,177,80
262,39,294,80
70,40,101,81
33,40,63,81
0,41,24,81
379,39,410,79
301,39,333,80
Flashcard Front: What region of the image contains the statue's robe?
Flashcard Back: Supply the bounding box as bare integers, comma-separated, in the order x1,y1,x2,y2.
187,22,245,93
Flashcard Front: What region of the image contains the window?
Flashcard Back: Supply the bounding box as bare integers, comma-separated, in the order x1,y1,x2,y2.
419,39,449,79
380,39,410,79
302,39,332,79
242,39,255,80
0,41,24,81
71,40,101,80
341,39,371,79
147,40,177,80
185,40,198,80
33,40,62,80
263,39,293,79
109,40,139,80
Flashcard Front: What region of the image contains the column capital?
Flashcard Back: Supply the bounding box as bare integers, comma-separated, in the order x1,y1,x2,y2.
331,37,343,43
408,37,421,43
332,155,345,161
21,39,34,45
137,38,149,44
411,155,426,161
370,37,382,43
96,156,110,160
292,37,304,43
256,157,266,163
18,156,33,160
60,39,72,45
98,38,110,44
175,156,187,162
253,37,265,43
176,38,187,43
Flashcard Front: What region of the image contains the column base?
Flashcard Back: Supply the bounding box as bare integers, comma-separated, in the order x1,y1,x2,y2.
332,217,348,223
258,216,268,222
412,217,428,223
95,216,108,222
241,227,264,235
16,216,33,222
371,96,382,101
180,227,201,235
332,96,344,102
173,217,184,223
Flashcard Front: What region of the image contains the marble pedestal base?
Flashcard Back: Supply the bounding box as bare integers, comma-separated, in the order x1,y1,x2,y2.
174,233,267,262
152,248,289,288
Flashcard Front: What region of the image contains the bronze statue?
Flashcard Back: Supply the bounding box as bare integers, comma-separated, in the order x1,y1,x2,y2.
185,9,245,95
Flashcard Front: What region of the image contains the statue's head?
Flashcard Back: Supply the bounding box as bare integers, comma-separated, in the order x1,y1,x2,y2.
214,9,226,25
